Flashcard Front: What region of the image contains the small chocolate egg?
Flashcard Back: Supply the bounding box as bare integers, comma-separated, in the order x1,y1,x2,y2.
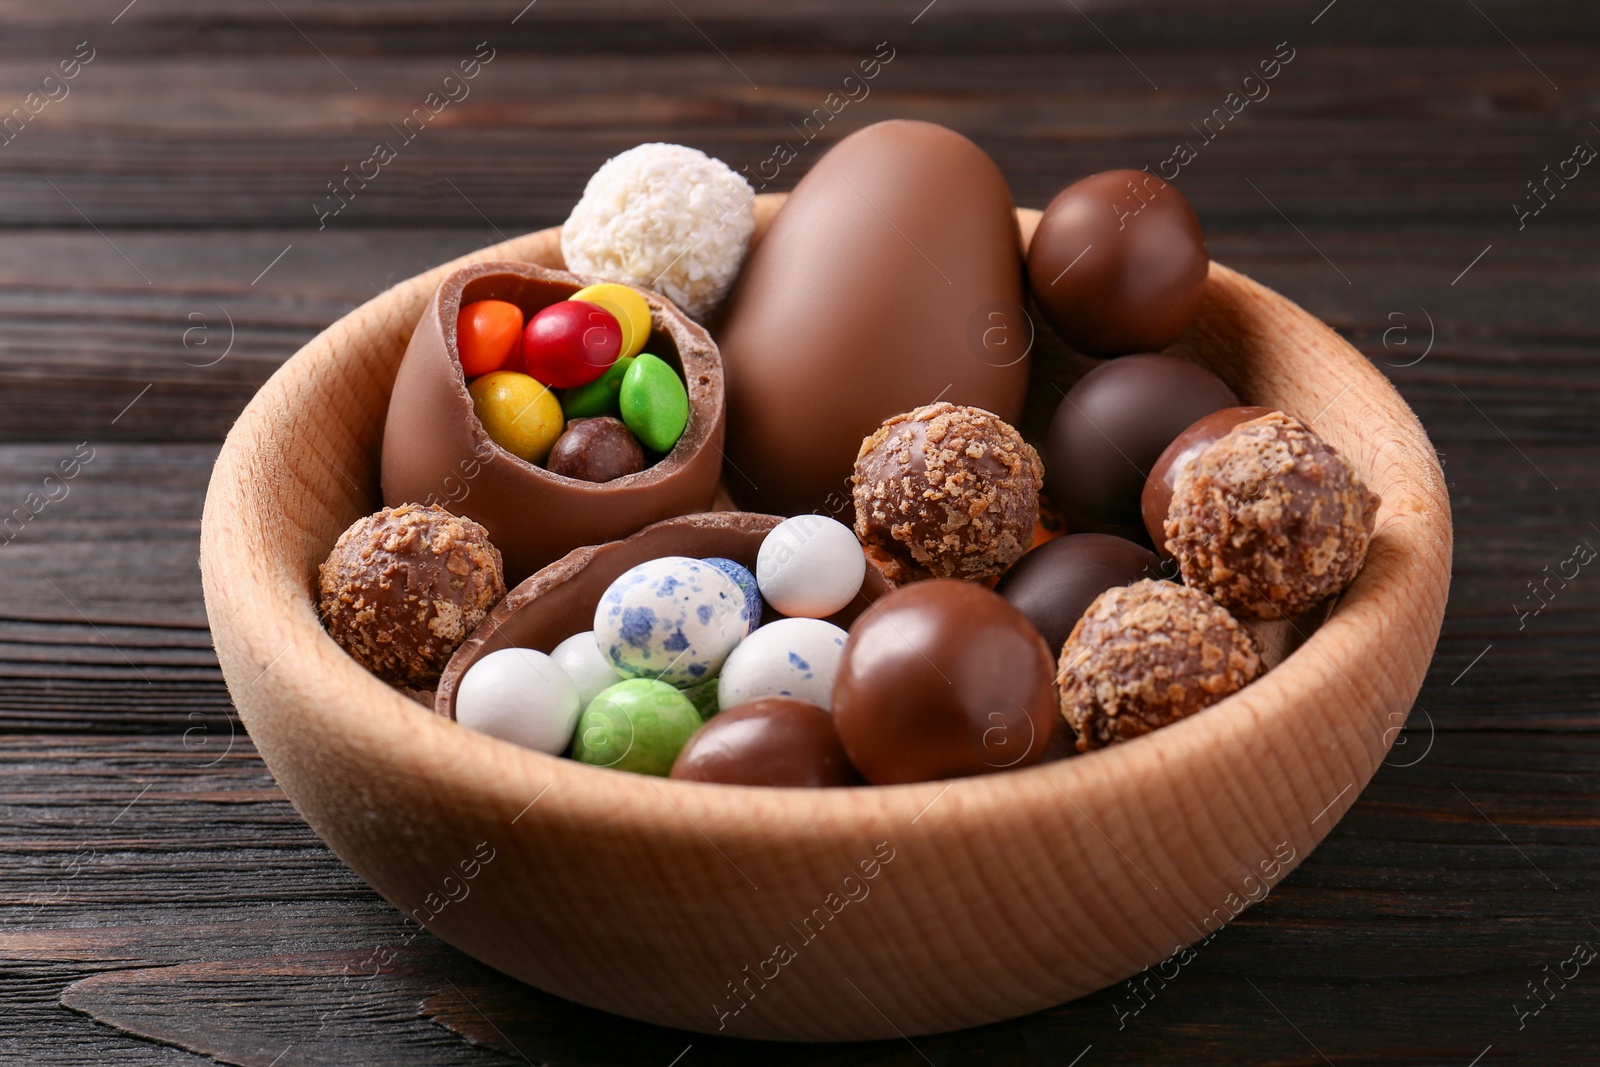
832,580,1057,785
718,120,1030,517
572,679,702,776
455,647,580,755
994,533,1162,655
549,630,623,706
717,617,849,711
755,515,866,619
1141,405,1275,547
702,557,763,635
670,697,859,788
547,417,645,483
1027,169,1209,357
1045,353,1238,540
593,556,746,686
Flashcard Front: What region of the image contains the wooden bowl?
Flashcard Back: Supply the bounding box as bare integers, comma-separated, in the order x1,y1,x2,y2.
199,194,1451,1041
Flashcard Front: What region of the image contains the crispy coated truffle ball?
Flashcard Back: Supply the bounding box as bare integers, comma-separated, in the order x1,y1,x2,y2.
1164,411,1380,620
1058,580,1261,752
852,402,1044,583
318,503,506,688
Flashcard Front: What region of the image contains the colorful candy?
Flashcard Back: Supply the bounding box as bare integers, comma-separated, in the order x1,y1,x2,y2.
561,355,634,420
716,617,848,711
755,514,865,619
594,556,747,686
547,416,645,483
522,300,621,388
457,299,524,376
455,647,580,755
619,353,689,453
550,630,623,705
572,678,702,775
571,282,652,360
468,371,565,463
702,557,762,635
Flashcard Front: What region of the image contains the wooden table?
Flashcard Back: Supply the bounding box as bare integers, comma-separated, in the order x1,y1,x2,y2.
3,2,1595,1063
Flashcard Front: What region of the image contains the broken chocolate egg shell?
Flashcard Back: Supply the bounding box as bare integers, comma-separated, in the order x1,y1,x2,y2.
435,512,892,722
381,261,725,584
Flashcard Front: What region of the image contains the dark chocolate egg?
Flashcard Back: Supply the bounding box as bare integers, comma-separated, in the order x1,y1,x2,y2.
994,533,1162,656
717,120,1030,518
832,580,1057,785
1026,169,1209,357
1141,405,1274,548
670,697,860,787
1044,353,1238,540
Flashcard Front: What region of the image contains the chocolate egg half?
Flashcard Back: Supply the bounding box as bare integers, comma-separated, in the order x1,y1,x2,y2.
435,512,893,723
382,261,725,583
717,120,1031,518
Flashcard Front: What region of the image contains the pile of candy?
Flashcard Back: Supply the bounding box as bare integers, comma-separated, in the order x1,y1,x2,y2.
457,281,690,481
454,514,868,784
318,123,1385,790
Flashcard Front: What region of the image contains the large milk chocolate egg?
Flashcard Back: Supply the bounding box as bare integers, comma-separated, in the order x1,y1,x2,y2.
717,120,1030,517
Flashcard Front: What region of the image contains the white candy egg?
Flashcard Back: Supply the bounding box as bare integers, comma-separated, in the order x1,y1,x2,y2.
717,617,849,711
551,630,624,705
456,647,580,755
755,514,866,618
595,556,747,687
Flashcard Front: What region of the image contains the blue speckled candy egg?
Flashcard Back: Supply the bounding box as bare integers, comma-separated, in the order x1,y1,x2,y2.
702,557,763,635
595,556,747,687
716,617,849,711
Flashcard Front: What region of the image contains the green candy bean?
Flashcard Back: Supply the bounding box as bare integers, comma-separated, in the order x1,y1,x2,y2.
572,679,702,776
619,352,689,453
561,355,634,420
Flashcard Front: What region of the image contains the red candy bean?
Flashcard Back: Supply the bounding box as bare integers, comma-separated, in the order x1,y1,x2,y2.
522,300,622,388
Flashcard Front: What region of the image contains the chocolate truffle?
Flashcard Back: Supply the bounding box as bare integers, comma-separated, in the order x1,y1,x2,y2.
318,503,506,688
547,416,645,483
1058,579,1260,752
994,533,1163,655
1045,354,1238,540
670,698,860,788
1164,411,1380,620
832,580,1058,785
1141,406,1274,547
852,403,1044,583
1026,169,1209,357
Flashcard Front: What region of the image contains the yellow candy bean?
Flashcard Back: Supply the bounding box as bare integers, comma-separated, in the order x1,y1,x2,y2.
469,371,564,463
570,282,653,360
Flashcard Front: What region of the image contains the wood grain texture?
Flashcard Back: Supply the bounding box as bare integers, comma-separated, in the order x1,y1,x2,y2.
4,0,1599,1062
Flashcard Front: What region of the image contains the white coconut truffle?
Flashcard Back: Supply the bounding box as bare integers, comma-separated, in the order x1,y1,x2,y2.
561,143,755,321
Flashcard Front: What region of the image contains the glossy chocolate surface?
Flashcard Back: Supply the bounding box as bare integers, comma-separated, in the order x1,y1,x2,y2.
382,261,724,584
832,580,1057,785
670,697,859,787
1141,405,1274,548
717,120,1030,519
547,417,645,483
994,533,1162,655
1044,353,1239,540
435,512,892,722
1026,169,1209,357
